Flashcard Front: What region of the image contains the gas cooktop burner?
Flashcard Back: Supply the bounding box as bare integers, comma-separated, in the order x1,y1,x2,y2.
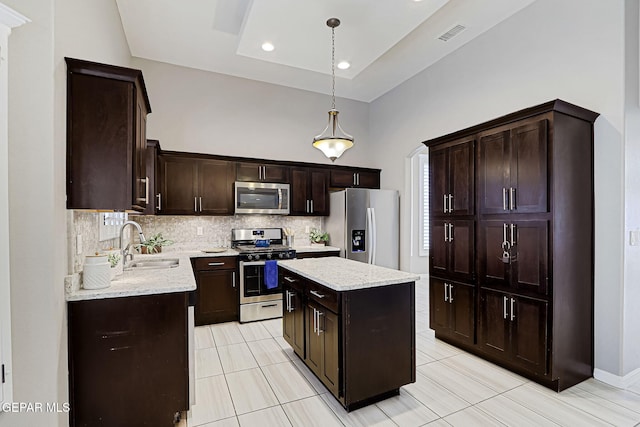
231,227,297,261
234,244,291,254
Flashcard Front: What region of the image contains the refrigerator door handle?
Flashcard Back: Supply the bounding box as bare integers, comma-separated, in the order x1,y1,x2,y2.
366,207,374,264
370,207,377,265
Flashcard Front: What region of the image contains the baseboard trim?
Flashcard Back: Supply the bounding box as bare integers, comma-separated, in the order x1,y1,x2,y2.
594,367,640,389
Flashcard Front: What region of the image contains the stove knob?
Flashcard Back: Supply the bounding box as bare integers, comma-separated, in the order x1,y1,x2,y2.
279,253,285,259
247,254,254,261
255,254,261,261
267,253,272,260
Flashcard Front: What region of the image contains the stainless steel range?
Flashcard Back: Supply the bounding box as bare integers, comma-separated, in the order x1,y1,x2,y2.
231,228,296,322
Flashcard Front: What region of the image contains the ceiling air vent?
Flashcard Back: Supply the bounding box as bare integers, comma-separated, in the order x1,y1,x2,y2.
438,24,466,42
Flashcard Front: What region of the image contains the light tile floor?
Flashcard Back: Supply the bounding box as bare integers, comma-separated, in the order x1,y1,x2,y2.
184,276,640,427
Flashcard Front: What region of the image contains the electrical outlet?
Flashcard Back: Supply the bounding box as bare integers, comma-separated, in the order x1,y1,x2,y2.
197,227,203,236
76,234,83,254
630,230,640,246
304,226,310,233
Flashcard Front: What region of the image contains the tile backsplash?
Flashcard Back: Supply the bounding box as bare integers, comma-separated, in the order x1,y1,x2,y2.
68,211,322,273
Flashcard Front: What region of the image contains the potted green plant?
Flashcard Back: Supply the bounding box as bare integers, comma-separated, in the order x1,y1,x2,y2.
309,228,329,246
136,233,174,254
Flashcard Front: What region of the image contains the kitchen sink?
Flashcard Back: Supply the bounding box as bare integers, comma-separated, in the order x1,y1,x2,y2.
125,258,180,270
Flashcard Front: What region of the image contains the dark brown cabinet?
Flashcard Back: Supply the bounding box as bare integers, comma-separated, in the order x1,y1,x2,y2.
330,169,380,189
478,118,548,215
192,257,238,325
280,268,415,411
295,250,341,259
65,58,151,211
430,138,474,216
283,277,305,357
429,278,475,346
430,219,475,281
424,100,599,391
144,139,160,215
478,288,548,377
236,162,289,183
157,153,235,215
479,220,549,296
68,293,188,427
290,167,330,215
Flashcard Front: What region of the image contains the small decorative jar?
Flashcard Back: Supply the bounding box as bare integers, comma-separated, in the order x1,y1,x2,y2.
83,254,111,290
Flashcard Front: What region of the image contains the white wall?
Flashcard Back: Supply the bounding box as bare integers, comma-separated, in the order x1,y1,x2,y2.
369,0,631,379
130,58,372,168
1,0,131,425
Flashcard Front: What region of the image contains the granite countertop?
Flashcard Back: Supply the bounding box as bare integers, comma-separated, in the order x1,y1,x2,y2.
278,257,420,292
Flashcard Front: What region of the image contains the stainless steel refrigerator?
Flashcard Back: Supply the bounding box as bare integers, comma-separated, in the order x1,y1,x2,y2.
325,188,400,269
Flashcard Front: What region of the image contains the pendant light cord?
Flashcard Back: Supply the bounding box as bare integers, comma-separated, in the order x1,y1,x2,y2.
331,26,336,110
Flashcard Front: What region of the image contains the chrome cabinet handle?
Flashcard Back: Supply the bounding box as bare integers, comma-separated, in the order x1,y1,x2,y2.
510,224,517,246
444,283,448,302
156,193,162,211
449,284,454,304
306,200,310,213
310,200,314,213
503,188,508,211
285,290,291,312
312,308,318,334
443,194,448,213
199,197,202,212
444,224,449,242
145,176,149,203
232,271,236,288
448,223,453,242
354,173,357,186
208,262,225,266
357,173,360,186
194,197,198,212
503,296,508,319
503,223,508,245
310,290,325,299
448,194,453,213
284,276,296,283
510,188,516,210
510,298,516,321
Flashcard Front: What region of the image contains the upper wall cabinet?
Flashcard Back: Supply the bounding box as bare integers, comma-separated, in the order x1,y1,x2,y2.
330,168,380,189
157,153,235,215
65,58,151,211
236,162,289,183
429,138,475,217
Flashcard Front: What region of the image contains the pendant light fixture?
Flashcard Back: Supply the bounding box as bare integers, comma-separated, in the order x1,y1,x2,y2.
313,17,354,162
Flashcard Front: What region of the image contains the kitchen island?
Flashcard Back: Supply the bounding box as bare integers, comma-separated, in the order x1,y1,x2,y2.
278,257,419,411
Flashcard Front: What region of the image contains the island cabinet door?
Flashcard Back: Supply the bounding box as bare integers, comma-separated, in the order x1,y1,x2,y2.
283,285,304,358
320,309,340,397
305,303,322,374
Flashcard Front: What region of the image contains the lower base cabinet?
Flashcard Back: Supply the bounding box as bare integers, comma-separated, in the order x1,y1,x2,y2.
192,257,238,325
68,292,189,427
478,287,548,377
429,277,475,346
282,269,415,411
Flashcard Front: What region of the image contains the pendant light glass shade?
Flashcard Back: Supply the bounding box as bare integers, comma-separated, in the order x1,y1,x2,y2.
313,18,354,162
313,109,354,162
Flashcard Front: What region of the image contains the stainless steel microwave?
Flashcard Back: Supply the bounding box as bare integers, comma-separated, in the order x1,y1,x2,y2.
234,182,290,215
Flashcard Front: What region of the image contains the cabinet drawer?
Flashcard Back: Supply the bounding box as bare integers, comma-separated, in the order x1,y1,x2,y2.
193,256,238,271
306,281,339,313
282,272,305,293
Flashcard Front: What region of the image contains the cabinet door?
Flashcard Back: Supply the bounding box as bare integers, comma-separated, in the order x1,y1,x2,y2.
195,270,238,325
320,309,340,397
236,162,262,181
356,170,381,189
478,288,510,359
283,286,304,357
509,120,548,214
449,282,475,345
264,164,290,183
512,220,549,296
330,169,357,188
479,220,510,289
429,146,448,216
158,155,198,214
305,303,322,374
309,168,329,215
144,140,158,215
290,168,310,215
449,139,474,216
199,159,235,215
430,219,474,280
478,130,510,214
133,89,148,210
429,277,450,334
511,295,548,376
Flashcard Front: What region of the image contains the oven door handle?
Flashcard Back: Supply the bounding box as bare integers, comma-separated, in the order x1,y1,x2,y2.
240,261,267,266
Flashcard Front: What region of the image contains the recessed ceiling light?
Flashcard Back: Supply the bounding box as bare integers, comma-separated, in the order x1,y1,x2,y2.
337,61,351,70
261,42,275,52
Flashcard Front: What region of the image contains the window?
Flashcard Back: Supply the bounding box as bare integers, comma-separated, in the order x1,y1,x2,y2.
419,152,429,256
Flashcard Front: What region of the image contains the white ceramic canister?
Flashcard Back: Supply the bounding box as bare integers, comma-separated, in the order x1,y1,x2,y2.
83,254,111,290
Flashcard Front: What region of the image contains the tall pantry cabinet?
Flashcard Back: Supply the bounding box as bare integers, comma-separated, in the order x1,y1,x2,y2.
425,100,599,391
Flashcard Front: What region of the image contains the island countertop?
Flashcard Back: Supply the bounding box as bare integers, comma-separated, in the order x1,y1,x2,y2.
277,257,420,291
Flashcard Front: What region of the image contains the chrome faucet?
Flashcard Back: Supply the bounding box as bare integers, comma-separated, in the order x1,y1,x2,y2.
120,220,146,264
